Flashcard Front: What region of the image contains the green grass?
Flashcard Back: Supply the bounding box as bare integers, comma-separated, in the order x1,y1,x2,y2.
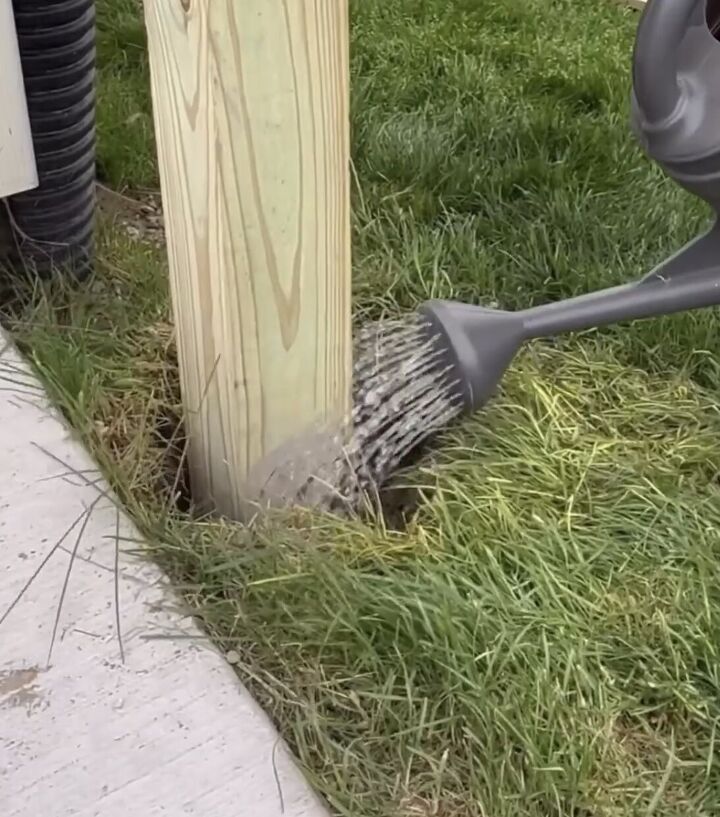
9,0,720,814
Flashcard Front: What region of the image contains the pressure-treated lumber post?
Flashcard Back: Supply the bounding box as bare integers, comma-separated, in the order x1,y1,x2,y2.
144,0,351,518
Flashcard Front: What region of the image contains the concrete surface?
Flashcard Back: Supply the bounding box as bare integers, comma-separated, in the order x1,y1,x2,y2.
0,332,329,817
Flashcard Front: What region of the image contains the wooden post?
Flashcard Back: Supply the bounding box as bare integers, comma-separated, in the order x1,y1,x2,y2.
144,0,351,518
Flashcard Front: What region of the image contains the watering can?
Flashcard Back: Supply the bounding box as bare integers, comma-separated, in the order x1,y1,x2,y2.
419,0,720,412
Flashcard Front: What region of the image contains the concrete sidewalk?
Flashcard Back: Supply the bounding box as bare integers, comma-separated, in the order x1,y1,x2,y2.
0,332,329,817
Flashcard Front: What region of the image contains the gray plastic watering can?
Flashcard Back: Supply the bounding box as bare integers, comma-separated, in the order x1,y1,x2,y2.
420,0,720,413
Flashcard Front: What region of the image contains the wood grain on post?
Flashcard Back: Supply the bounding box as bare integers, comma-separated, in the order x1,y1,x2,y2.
144,0,351,518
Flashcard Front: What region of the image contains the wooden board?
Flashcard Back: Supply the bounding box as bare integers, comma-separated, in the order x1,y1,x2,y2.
144,0,351,518
0,0,37,198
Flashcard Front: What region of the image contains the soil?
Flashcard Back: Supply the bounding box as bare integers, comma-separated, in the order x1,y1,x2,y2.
96,184,165,246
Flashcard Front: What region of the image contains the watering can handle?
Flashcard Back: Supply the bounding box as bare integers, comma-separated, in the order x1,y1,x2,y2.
632,0,698,123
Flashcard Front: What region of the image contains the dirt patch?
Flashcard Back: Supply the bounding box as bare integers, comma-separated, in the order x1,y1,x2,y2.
97,184,165,247
154,406,192,512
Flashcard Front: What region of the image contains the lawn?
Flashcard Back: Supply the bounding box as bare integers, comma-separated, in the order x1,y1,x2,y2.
8,0,720,814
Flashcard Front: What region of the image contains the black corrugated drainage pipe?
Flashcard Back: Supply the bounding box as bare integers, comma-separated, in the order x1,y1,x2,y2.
6,0,96,280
